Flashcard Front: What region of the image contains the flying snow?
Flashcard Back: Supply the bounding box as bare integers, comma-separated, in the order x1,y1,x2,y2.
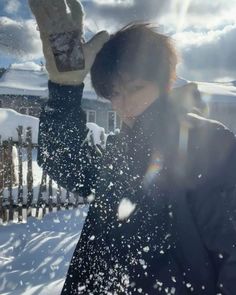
117,198,136,221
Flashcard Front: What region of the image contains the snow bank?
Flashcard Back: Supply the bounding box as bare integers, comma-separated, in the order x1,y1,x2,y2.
0,206,89,295
86,122,107,146
0,109,39,143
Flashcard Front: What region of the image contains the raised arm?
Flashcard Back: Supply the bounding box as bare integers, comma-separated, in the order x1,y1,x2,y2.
28,0,109,195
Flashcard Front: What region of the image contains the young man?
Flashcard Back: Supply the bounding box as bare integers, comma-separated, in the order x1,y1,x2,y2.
30,0,236,294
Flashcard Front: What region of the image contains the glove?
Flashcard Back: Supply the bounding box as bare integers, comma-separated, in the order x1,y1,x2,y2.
170,82,208,117
29,0,109,85
170,82,208,129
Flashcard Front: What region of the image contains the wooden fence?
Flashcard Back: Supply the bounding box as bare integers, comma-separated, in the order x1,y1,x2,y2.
0,126,86,225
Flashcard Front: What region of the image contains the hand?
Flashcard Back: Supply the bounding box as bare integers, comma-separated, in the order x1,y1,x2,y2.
170,83,207,116
29,0,109,85
170,83,208,128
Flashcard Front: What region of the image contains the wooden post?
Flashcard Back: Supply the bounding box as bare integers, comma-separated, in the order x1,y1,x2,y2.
26,127,33,207
0,136,3,223
37,170,47,219
48,178,53,211
24,127,33,223
65,190,70,208
56,185,62,211
7,138,14,222
17,126,23,222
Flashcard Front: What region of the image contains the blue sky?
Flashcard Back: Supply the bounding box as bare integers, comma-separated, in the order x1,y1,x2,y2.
0,0,236,81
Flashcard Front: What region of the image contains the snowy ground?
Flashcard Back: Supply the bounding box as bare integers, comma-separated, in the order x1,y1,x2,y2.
0,205,89,295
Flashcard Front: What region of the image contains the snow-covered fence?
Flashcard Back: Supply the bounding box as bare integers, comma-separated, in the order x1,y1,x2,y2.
0,109,108,225
0,125,86,225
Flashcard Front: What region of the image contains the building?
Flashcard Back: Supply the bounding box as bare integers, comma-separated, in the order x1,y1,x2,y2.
175,77,236,134
0,63,121,133
0,65,236,134
197,81,236,134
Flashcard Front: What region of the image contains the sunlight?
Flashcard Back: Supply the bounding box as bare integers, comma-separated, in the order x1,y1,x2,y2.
169,0,192,32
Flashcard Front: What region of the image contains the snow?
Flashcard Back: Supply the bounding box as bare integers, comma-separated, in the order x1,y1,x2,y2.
0,63,108,102
1,67,236,294
0,108,107,146
174,77,236,102
0,66,48,97
0,206,89,295
10,62,42,72
0,109,39,143
196,81,236,100
117,198,136,221
86,122,107,146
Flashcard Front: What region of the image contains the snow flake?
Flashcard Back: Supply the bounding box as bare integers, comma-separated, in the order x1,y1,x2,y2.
186,283,192,288
143,246,150,253
87,193,95,203
117,198,136,221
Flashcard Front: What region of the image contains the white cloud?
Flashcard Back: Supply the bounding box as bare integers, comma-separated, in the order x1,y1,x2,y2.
83,0,170,31
0,17,43,61
4,0,21,14
174,24,236,81
93,0,134,5
159,1,236,32
10,61,42,71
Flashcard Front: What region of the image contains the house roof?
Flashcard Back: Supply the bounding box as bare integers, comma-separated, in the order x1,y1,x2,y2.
0,66,48,97
0,62,108,102
0,63,235,103
174,77,236,103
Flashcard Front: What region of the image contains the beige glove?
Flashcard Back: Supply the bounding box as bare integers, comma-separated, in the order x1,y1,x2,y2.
29,0,109,85
170,83,208,119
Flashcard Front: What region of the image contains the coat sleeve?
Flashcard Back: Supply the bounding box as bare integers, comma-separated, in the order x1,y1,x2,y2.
37,81,101,197
189,127,236,295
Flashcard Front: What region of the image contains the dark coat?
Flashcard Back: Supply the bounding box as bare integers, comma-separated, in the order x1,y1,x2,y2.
38,81,236,295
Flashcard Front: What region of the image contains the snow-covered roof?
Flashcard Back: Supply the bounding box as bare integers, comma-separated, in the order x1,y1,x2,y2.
196,81,236,102
0,63,49,97
174,77,236,103
0,62,107,101
0,63,235,103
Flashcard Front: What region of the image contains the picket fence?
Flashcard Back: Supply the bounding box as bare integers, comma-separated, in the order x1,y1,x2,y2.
0,126,86,225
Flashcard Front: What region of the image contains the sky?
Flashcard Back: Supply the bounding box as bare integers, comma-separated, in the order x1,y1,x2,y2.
0,0,236,82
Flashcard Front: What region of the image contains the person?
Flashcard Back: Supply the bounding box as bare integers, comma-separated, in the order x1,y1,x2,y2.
29,0,236,294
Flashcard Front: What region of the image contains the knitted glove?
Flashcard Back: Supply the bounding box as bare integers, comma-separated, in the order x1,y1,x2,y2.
170,82,208,118
29,0,109,85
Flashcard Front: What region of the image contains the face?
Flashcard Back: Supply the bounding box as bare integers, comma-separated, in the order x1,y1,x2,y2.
110,77,160,127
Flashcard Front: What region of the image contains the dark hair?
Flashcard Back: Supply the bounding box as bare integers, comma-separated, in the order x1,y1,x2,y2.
91,23,178,100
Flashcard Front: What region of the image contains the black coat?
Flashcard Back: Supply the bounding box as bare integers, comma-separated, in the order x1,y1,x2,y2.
38,81,236,295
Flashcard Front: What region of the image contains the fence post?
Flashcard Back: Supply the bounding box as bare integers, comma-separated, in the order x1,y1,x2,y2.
17,126,23,222
37,171,47,219
48,178,53,211
0,136,3,223
26,127,33,209
56,185,62,212
7,138,14,222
